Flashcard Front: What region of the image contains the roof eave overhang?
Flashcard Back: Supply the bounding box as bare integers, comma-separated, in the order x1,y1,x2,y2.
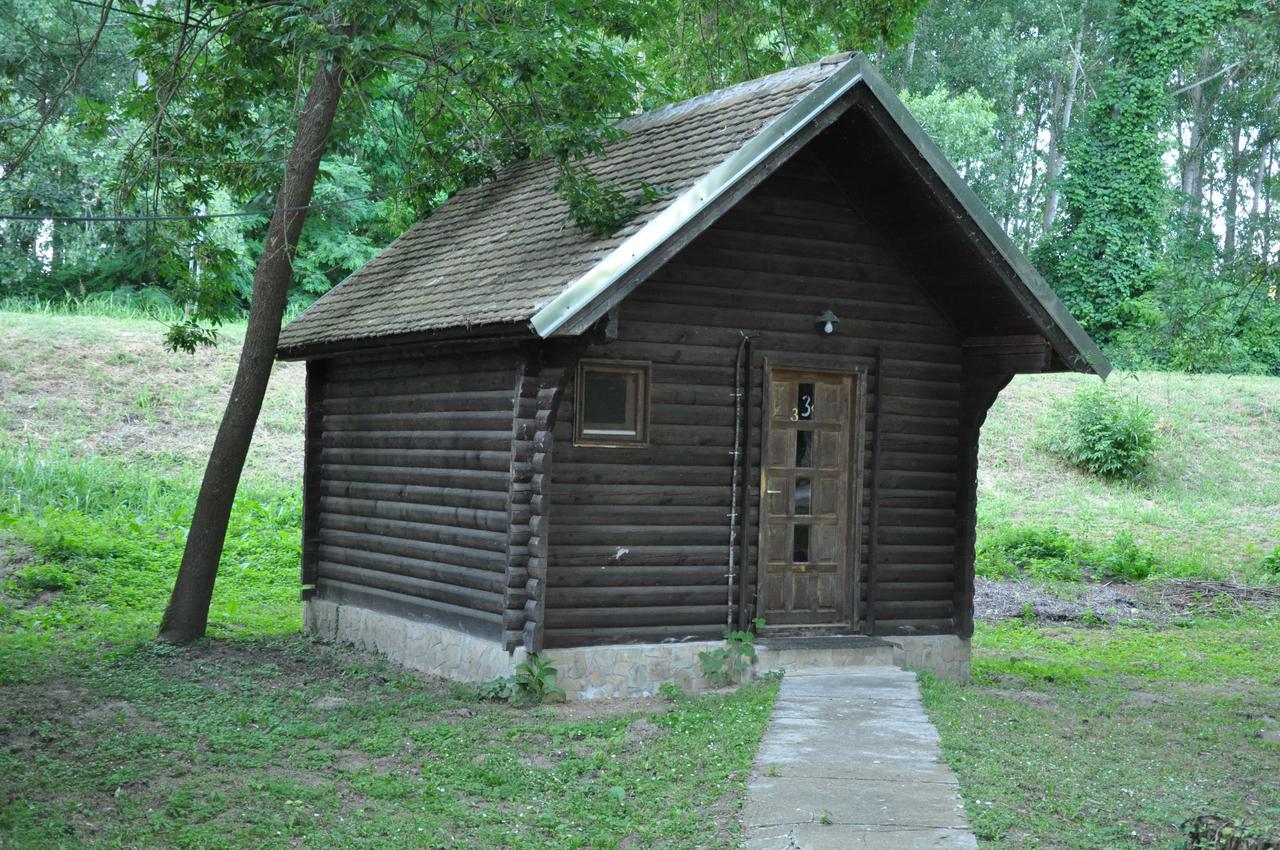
530,54,1110,379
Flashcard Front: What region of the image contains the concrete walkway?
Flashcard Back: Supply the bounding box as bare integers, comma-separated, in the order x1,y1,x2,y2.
741,666,977,849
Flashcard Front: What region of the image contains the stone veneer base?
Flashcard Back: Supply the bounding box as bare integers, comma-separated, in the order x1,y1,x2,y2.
305,599,970,700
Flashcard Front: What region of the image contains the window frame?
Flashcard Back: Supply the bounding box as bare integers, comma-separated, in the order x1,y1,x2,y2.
573,359,651,448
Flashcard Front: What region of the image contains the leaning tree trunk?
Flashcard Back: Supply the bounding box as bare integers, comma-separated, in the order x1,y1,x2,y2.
158,48,346,642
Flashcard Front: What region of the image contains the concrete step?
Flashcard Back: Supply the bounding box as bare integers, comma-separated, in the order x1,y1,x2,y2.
756,635,897,672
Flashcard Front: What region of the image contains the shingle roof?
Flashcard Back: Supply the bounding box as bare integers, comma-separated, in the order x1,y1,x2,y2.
277,55,845,355
278,53,1108,377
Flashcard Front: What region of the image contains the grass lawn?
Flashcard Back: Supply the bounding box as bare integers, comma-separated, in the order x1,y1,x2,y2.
0,312,775,849
2,310,1279,849
924,614,1280,850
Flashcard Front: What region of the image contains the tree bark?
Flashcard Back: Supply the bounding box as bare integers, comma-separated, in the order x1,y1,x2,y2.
1043,12,1084,234
158,46,346,642
1179,50,1213,218
1224,125,1241,260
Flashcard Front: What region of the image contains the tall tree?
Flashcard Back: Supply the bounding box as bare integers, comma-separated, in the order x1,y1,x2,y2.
158,37,348,640
1035,0,1242,340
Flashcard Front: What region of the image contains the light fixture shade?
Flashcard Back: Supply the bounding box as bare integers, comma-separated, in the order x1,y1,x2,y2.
816,309,839,334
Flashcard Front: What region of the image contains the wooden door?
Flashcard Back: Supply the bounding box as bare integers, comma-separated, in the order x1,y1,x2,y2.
758,368,859,627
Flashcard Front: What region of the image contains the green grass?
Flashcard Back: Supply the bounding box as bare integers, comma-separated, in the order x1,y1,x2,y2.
4,311,1280,848
0,635,777,849
981,372,1280,582
922,614,1280,850
0,311,776,848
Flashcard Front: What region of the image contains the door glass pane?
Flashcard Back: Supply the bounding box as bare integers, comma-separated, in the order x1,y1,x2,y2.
794,478,811,515
792,524,810,562
797,382,815,420
795,430,813,467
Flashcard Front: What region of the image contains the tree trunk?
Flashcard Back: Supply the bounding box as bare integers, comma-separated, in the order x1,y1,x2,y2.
1179,50,1213,218
158,47,346,642
1043,13,1084,234
1224,125,1241,260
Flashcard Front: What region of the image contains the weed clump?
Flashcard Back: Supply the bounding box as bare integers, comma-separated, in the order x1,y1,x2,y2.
1048,384,1157,481
1262,546,1280,577
977,525,1159,582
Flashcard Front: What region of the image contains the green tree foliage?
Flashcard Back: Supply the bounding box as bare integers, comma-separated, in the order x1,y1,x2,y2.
1034,0,1213,341
883,0,1279,373
899,85,999,205
1,0,926,322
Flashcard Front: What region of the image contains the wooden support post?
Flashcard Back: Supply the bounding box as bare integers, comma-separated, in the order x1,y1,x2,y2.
954,370,1013,638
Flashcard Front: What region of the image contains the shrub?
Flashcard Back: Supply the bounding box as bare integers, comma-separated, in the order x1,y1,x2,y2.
1262,547,1280,577
1048,384,1158,481
977,524,1167,583
698,619,764,686
478,654,565,706
976,525,1082,581
1097,531,1157,581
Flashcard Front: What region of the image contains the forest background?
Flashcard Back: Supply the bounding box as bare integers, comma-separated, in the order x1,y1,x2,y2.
2,0,1278,375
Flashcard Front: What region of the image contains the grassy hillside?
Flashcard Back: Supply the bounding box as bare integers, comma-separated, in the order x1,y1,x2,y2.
4,310,1276,581
981,371,1279,581
0,312,305,489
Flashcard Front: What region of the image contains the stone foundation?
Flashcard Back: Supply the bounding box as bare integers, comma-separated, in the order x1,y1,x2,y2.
885,635,971,681
306,599,970,698
305,599,521,683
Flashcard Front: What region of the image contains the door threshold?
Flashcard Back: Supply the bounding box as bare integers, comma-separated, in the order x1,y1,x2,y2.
755,634,893,650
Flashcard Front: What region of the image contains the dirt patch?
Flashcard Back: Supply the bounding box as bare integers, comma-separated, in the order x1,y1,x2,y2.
976,577,1280,626
548,696,669,723
0,535,35,605
626,718,669,745
987,688,1061,709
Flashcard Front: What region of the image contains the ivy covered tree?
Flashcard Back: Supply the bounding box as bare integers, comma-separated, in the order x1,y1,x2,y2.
1034,0,1253,343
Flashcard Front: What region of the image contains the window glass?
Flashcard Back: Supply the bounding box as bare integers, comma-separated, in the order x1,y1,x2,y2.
583,371,632,428
575,362,648,446
794,478,811,515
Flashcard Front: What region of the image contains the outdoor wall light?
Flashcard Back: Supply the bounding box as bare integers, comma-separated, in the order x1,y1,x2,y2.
815,310,839,335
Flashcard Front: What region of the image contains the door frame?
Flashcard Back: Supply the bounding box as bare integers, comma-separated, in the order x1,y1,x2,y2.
755,356,868,631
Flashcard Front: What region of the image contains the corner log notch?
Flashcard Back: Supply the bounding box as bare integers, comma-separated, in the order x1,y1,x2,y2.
505,341,588,654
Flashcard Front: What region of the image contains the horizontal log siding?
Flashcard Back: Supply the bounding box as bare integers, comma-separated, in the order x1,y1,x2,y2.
546,151,964,646
314,348,520,637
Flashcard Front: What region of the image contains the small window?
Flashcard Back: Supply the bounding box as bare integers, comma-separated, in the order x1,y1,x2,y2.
574,360,650,447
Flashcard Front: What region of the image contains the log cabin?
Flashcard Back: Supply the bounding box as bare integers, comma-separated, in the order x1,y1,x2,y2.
277,53,1108,698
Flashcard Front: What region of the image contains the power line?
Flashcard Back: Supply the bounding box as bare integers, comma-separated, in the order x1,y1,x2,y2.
0,178,439,223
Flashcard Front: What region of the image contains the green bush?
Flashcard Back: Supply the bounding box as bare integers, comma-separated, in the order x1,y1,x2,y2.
978,525,1166,583
1098,531,1157,581
976,525,1082,581
1263,546,1280,577
1048,384,1158,481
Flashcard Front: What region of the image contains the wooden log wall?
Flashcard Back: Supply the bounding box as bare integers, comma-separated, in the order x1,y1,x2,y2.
544,149,967,646
310,346,522,637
